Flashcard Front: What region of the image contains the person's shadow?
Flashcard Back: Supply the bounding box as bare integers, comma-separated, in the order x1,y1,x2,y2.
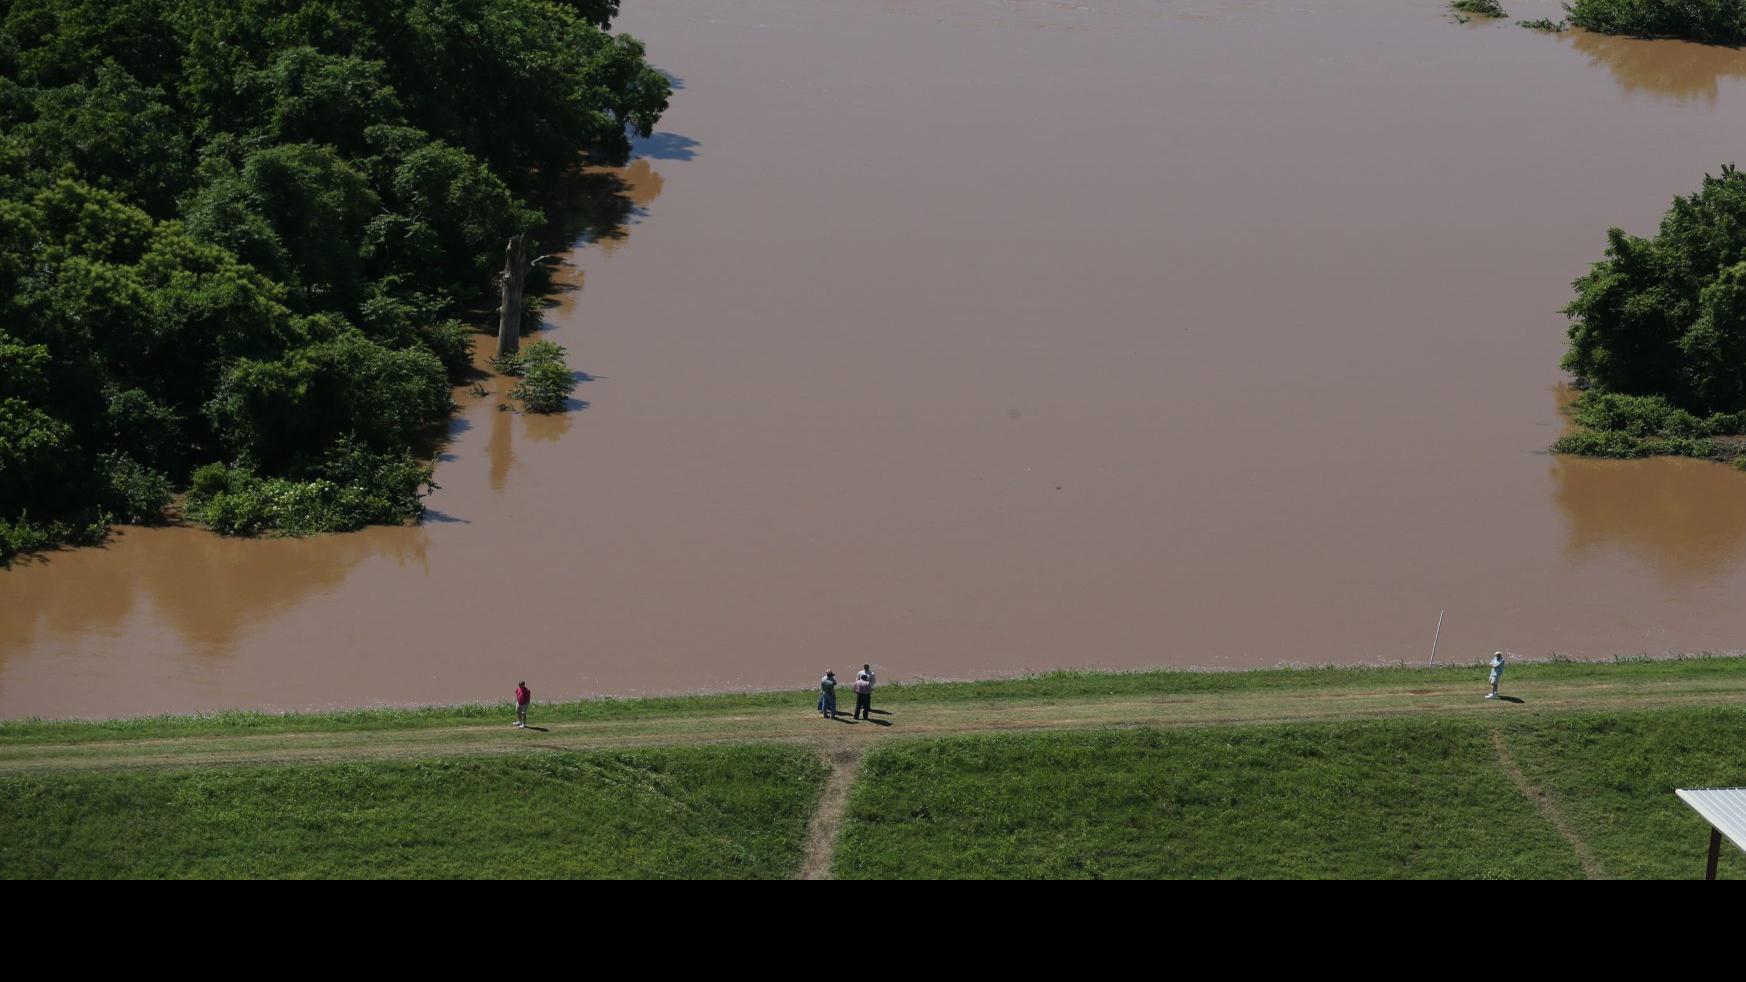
519,725,552,732
1497,696,1525,705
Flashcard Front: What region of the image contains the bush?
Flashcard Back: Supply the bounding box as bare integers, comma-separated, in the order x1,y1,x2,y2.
511,360,577,414
1567,392,1733,438
0,517,55,562
1554,390,1746,460
1451,0,1508,16
490,339,566,376
423,319,477,381
185,438,431,536
1643,436,1719,458
0,511,109,563
1552,430,1650,459
98,452,172,523
499,340,577,413
1551,428,1721,460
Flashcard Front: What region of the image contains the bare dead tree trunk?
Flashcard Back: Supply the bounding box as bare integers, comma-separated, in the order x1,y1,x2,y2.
496,233,527,358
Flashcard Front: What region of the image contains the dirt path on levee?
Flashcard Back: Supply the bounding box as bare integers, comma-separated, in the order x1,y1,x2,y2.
5,673,1742,775
797,746,864,880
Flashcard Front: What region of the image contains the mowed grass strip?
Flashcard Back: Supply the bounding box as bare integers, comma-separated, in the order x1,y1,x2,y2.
0,745,827,879
1500,707,1746,880
834,720,1586,879
7,655,1744,745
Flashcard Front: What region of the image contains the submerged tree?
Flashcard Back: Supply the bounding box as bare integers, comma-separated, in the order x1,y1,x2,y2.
497,234,528,358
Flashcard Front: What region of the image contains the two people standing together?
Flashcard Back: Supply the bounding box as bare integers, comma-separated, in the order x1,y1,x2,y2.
819,665,877,721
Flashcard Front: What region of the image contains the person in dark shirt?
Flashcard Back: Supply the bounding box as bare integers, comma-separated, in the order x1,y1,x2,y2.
853,670,874,720
818,671,839,720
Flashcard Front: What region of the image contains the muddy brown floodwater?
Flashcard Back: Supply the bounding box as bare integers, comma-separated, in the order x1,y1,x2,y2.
6,0,1746,719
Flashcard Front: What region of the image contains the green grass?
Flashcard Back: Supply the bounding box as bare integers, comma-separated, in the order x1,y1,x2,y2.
8,654,1742,744
0,745,827,879
1502,707,1746,880
7,664,1746,879
834,719,1587,879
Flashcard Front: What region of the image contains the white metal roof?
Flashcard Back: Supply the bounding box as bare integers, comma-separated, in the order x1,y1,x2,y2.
1676,788,1746,853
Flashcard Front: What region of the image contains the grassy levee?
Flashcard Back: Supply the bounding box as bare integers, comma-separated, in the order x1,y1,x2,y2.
1501,708,1746,880
834,721,1588,879
0,745,826,879
6,655,1744,745
3,658,1745,879
834,707,1746,879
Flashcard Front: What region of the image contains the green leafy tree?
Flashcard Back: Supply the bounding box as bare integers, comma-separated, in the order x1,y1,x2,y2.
0,0,670,554
256,47,404,155
1567,0,1746,45
3,63,191,214
205,330,450,471
374,140,538,290
1563,166,1746,413
1558,167,1746,460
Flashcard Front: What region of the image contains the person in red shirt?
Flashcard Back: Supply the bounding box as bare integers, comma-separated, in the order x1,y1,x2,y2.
514,681,531,728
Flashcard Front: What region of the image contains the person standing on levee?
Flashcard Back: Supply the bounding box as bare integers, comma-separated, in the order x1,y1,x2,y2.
1485,653,1505,701
514,680,532,727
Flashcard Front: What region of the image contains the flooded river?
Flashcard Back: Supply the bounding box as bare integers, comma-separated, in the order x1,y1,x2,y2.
6,0,1746,718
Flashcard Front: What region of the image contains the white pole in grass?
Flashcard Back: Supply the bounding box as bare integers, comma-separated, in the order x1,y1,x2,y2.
1429,610,1445,665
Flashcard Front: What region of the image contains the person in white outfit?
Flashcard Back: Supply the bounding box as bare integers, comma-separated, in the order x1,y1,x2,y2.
1485,652,1505,700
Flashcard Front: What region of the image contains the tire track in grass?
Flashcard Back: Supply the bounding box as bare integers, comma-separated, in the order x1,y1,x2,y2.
1490,730,1606,880
797,746,863,881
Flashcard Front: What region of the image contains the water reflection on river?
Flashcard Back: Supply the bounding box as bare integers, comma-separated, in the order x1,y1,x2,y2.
1568,29,1746,103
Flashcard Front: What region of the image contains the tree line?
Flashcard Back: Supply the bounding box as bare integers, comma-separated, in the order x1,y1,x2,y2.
0,0,668,558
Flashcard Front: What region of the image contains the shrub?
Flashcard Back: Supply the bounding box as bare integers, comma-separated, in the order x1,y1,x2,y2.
98,452,172,523
0,516,54,562
511,359,577,414
1452,0,1508,17
500,340,576,413
1552,430,1649,458
423,319,476,381
490,338,567,376
185,438,431,536
1551,428,1721,460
